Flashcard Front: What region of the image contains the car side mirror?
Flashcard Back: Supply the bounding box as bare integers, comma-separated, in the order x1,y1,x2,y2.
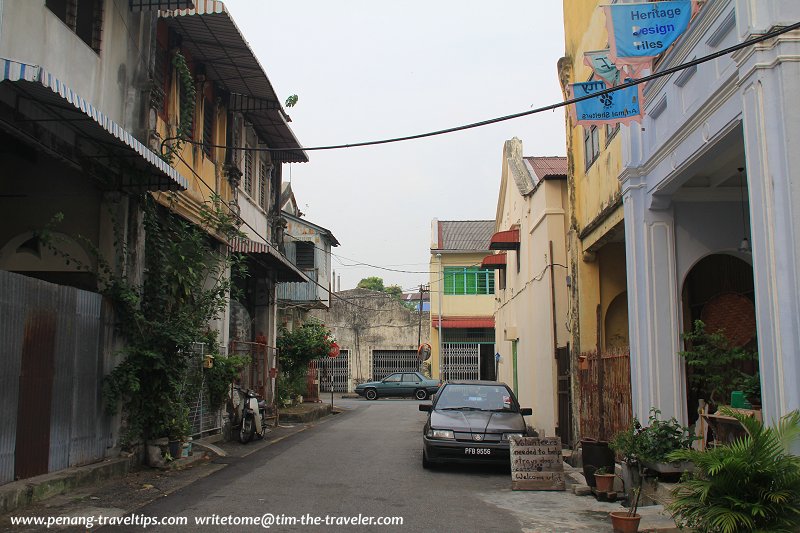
520,407,533,416
418,404,432,412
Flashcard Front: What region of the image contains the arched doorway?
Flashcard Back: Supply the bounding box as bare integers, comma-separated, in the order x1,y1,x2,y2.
604,291,629,350
681,254,758,423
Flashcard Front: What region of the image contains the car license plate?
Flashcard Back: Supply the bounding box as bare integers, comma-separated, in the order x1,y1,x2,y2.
464,448,491,455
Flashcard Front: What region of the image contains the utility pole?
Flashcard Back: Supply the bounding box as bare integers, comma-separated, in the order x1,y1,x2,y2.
437,254,443,381
417,284,425,347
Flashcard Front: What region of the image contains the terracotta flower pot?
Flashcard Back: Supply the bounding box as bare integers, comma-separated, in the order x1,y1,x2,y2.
609,511,641,533
594,473,616,492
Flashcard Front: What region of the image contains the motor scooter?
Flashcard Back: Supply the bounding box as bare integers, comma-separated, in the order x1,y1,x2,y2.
229,384,268,443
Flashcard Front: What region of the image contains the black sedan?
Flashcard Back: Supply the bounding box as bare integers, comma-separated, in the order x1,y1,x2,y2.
419,380,532,468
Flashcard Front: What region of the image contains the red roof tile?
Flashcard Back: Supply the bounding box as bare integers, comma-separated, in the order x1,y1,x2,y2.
526,156,568,182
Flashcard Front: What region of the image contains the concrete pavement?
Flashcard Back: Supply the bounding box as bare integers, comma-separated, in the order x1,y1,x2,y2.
1,396,681,532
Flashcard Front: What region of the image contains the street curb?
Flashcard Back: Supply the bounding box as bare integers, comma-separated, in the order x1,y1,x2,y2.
0,455,136,515
279,403,333,423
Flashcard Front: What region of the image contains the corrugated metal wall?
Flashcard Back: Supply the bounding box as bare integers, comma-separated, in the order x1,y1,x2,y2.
0,270,109,485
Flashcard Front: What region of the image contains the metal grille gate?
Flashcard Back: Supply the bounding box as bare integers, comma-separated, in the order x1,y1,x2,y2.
314,350,350,392
372,350,419,381
442,343,481,380
182,343,224,439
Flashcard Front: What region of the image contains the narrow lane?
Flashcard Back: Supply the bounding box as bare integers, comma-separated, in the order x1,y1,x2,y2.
123,400,522,532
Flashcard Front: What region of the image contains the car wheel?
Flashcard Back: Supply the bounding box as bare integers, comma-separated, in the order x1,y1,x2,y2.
365,388,378,400
415,389,428,400
422,450,433,469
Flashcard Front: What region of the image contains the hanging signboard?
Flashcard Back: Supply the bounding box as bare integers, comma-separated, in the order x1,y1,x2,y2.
603,1,695,75
584,49,622,87
567,79,645,127
510,436,566,491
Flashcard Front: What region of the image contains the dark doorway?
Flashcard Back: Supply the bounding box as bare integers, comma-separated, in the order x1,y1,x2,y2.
479,344,496,381
682,253,757,424
556,345,573,447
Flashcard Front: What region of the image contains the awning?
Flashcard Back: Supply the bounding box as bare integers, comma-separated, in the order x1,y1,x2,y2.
129,0,194,10
481,253,507,269
229,237,308,283
432,317,495,329
0,58,188,191
489,227,520,251
160,1,308,163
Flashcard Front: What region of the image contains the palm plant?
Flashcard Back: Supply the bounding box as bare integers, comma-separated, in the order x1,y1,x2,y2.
667,409,800,533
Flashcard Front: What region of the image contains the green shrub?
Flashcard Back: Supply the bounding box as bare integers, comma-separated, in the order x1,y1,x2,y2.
667,409,800,533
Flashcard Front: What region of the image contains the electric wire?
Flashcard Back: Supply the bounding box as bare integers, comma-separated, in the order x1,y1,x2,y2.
162,151,394,313
159,21,800,156
155,21,800,311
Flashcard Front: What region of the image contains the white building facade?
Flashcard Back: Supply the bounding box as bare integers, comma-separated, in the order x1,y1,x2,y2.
621,0,800,426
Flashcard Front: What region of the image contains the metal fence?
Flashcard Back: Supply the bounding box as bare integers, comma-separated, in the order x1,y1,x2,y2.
371,349,419,381
181,343,224,438
441,343,481,380
577,348,633,442
0,270,111,485
314,351,350,392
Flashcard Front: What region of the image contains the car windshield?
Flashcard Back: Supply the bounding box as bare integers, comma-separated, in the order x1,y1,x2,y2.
435,384,516,412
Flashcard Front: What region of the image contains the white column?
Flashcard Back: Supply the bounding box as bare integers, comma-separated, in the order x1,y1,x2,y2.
622,174,686,422
736,27,800,424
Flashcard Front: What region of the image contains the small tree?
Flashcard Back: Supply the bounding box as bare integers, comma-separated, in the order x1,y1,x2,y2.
276,321,333,403
679,320,759,408
357,276,385,292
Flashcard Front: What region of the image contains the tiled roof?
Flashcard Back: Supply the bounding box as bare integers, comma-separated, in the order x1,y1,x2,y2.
438,220,495,251
526,156,568,182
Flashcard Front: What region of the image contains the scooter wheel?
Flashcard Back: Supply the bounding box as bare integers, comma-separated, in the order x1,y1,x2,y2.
239,415,255,444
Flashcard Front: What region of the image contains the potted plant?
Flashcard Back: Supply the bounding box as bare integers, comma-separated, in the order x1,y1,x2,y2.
610,487,641,533
679,320,760,411
668,408,800,532
610,420,645,494
638,408,697,476
593,466,616,493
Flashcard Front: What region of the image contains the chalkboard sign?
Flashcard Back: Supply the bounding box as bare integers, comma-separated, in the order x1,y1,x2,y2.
509,436,565,491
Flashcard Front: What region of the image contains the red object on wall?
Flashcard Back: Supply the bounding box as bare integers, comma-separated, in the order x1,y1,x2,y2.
328,341,340,358
269,367,277,378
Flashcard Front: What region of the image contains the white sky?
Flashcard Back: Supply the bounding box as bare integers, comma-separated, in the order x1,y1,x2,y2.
223,0,567,291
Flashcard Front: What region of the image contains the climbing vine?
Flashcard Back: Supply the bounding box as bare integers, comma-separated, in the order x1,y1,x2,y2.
161,50,197,164
41,193,248,443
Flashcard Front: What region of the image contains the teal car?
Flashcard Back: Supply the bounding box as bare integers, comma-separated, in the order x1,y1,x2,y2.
355,372,441,400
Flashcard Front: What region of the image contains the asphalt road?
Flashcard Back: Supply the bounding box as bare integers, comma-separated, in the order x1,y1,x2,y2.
118,398,524,532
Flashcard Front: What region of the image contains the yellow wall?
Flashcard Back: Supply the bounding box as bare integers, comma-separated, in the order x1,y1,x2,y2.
428,252,495,379
153,52,233,226
561,0,627,356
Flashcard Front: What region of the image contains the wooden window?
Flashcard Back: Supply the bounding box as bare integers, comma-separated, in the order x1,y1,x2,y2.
584,125,600,170
444,267,495,296
243,149,253,196
258,159,269,209
605,123,620,146
202,99,214,158
46,0,103,53
151,42,168,116
295,242,315,270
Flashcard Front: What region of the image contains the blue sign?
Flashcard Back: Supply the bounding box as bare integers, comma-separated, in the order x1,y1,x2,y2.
584,49,621,87
605,1,693,68
495,352,501,362
569,79,644,126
